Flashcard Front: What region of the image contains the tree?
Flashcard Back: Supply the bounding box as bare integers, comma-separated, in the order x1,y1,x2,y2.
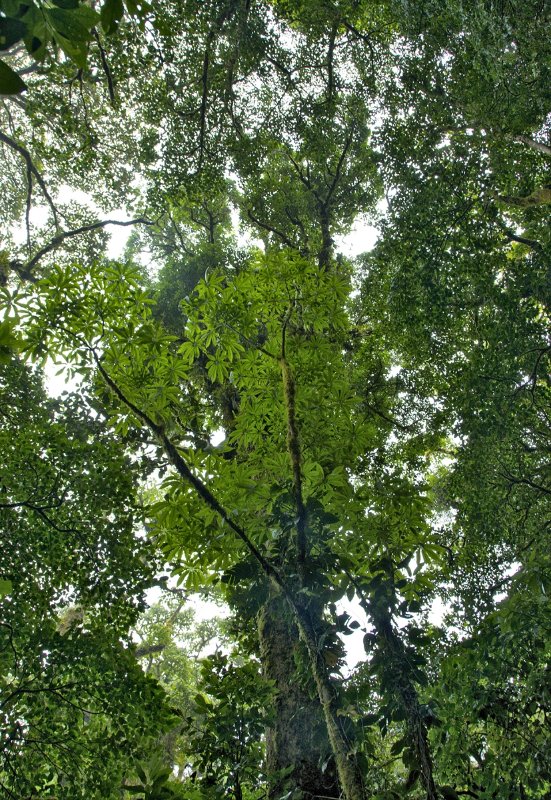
1,1,549,799
0,356,176,798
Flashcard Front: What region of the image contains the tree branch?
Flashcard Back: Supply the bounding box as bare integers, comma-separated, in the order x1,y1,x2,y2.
135,644,166,658
93,29,116,104
246,209,299,251
92,352,367,800
325,129,353,205
93,356,286,591
0,130,60,229
513,135,551,157
16,218,153,280
280,306,307,566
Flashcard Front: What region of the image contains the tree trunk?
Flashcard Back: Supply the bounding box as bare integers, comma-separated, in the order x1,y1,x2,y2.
258,594,340,800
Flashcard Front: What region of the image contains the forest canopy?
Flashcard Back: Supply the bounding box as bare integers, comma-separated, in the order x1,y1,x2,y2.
0,1,549,799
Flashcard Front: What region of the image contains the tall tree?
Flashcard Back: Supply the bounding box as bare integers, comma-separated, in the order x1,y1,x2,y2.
1,1,549,799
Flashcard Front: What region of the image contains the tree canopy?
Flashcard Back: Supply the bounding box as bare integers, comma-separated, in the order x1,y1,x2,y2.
0,1,549,799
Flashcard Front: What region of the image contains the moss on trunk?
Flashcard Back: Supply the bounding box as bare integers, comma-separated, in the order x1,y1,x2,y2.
258,595,340,800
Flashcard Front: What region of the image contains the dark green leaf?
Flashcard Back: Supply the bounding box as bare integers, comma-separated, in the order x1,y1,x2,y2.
0,17,27,50
0,58,26,94
101,0,124,34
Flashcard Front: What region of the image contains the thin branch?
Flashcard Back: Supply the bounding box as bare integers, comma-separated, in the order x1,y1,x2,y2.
364,403,415,433
221,318,277,360
93,29,116,104
197,34,214,169
246,209,299,250
287,153,323,204
326,22,338,104
25,156,32,253
168,211,193,256
0,622,19,674
499,470,551,497
325,129,354,205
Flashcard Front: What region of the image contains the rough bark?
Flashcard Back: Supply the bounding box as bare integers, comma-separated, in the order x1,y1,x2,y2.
372,606,437,800
258,594,340,800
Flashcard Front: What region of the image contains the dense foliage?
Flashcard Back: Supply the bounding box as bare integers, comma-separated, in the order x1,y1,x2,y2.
0,1,549,799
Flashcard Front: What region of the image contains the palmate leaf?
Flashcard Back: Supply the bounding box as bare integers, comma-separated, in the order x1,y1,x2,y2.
0,319,21,361
5,2,550,796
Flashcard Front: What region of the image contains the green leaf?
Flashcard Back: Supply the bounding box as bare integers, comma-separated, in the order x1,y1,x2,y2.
0,579,12,599
390,735,408,756
52,31,87,68
124,0,152,18
51,0,81,8
0,17,27,50
46,6,99,43
101,0,124,34
0,59,26,94
0,319,20,362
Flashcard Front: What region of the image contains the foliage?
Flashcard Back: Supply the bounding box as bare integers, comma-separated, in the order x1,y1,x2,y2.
0,357,175,798
0,1,549,799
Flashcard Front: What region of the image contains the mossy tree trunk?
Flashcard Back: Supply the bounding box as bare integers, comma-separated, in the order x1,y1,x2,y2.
258,594,340,800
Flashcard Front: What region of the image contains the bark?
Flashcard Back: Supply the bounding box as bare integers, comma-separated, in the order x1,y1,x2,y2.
372,606,437,800
294,604,366,800
318,207,333,270
258,594,340,800
498,185,551,208
96,364,366,800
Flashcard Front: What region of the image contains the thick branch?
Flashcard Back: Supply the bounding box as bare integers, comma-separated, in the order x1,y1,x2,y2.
17,218,153,279
134,644,166,658
496,185,551,208
94,356,366,800
0,130,60,228
502,230,543,251
495,219,543,252
513,135,551,157
94,357,285,590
